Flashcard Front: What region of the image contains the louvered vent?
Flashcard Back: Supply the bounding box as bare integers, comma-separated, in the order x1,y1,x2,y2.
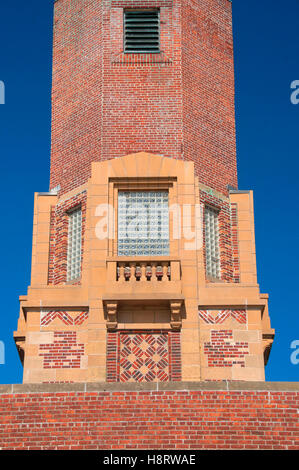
124,10,160,53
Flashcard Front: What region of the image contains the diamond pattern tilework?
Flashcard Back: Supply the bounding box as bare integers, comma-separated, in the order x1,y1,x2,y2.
119,333,169,382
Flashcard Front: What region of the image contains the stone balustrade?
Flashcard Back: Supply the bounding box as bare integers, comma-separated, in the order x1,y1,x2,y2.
105,258,181,283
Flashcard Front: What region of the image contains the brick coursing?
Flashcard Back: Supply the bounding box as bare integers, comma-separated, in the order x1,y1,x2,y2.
204,330,249,368
0,390,298,449
39,332,84,369
43,381,75,384
50,0,237,196
48,191,86,285
181,0,237,195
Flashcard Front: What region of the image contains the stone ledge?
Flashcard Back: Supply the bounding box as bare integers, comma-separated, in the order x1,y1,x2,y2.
0,381,298,395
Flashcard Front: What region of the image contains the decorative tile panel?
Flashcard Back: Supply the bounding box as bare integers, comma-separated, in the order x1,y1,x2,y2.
107,330,181,383
119,333,169,382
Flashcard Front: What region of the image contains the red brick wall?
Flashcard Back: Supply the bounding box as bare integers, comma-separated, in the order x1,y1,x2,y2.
182,0,237,194
50,0,237,196
0,385,298,449
50,0,103,195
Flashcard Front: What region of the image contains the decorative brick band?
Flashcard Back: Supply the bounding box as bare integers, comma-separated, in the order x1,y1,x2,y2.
111,0,173,6
111,52,172,67
198,309,247,324
41,310,89,327
204,330,249,368
107,330,181,383
39,332,84,369
43,381,75,384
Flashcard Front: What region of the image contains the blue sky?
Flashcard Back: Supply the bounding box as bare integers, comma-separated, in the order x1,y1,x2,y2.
0,0,298,384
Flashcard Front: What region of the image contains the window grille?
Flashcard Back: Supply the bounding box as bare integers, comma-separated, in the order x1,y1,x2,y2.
118,191,169,256
124,10,160,53
67,207,82,281
204,206,221,279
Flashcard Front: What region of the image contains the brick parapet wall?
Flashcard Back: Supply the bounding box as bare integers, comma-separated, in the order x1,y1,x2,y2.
0,382,298,450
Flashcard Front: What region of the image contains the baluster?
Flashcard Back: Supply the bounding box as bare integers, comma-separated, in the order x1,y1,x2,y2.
140,262,147,282
129,262,136,282
151,262,157,282
162,262,169,282
146,265,151,281
118,262,125,282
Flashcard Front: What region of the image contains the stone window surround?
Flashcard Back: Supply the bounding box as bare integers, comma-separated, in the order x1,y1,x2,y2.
107,177,177,258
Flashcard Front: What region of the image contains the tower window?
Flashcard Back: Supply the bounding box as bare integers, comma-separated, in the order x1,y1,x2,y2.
118,191,169,256
67,206,82,281
124,10,160,53
204,206,221,280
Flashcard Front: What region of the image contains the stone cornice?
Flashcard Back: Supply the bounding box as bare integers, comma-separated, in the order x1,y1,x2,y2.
0,381,298,395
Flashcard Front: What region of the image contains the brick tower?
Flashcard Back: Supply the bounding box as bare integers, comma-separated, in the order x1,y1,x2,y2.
14,0,274,383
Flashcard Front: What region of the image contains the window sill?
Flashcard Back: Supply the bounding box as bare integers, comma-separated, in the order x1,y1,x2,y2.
111,51,172,66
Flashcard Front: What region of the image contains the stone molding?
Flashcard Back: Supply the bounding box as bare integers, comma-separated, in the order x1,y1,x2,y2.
0,381,298,394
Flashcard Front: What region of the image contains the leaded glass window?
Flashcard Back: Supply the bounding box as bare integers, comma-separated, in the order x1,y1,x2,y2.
118,191,169,256
204,205,221,279
67,207,82,281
